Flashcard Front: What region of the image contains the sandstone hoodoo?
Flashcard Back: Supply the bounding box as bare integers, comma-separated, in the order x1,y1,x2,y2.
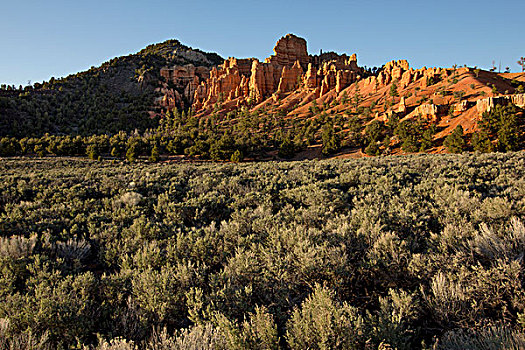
166,33,364,112
265,34,309,68
153,33,525,156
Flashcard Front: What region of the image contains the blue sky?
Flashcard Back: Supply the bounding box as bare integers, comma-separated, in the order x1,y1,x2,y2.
1,0,523,86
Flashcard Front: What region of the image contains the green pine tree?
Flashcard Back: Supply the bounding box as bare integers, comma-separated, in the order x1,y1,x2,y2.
230,149,243,163
444,125,465,153
149,144,160,162
126,143,137,163
471,131,493,153
321,124,340,156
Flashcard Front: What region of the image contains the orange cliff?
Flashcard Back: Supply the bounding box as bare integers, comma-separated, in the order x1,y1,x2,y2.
157,33,525,146
159,33,364,113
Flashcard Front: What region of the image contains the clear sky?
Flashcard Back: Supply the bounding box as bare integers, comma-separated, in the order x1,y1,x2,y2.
1,0,524,87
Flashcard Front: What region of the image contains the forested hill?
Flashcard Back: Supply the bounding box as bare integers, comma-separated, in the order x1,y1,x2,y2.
1,34,524,161
0,40,223,137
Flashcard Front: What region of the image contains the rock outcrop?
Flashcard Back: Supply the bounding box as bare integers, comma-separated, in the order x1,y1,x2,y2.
476,93,525,114
192,58,255,109
249,60,281,103
404,103,446,121
159,64,210,108
187,33,363,110
377,60,411,87
454,100,471,113
303,64,320,89
277,61,303,94
398,97,406,113
264,34,309,69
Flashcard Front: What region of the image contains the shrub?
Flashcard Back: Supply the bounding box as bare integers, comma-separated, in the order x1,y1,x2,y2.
286,284,364,350
422,271,471,327
230,149,243,163
0,234,37,259
433,325,525,350
215,306,279,350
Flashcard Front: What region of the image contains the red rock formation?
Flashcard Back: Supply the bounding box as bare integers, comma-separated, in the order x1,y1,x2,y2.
404,103,446,121
225,58,253,76
454,100,470,113
264,34,309,69
320,69,337,96
476,93,525,114
336,70,355,93
398,96,407,113
377,60,411,87
277,61,303,93
249,60,281,103
162,33,363,112
192,58,256,109
303,64,319,89
160,64,210,104
377,71,390,86
384,60,410,72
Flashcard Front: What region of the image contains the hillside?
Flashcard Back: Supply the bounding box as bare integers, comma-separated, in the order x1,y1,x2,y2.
0,40,222,137
0,34,524,159
159,33,525,156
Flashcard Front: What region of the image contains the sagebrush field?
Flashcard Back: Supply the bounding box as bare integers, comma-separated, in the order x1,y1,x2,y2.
1,154,525,349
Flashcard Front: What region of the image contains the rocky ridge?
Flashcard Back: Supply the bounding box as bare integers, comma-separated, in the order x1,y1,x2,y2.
159,34,363,112
156,34,525,153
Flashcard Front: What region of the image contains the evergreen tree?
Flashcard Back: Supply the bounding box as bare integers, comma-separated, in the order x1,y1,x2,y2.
126,143,138,162
395,120,421,153
149,144,160,162
498,113,519,152
278,136,296,159
365,141,380,156
480,104,521,152
365,120,385,144
444,125,465,153
389,79,399,102
230,149,243,163
419,125,436,152
321,124,340,156
471,131,493,153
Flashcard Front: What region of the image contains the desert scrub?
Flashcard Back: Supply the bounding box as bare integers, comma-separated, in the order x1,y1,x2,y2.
0,153,524,348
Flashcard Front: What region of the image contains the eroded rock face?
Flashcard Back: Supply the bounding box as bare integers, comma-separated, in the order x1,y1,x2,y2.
277,61,303,94
476,93,525,114
377,60,411,87
400,70,413,88
404,103,446,121
159,64,210,108
320,70,337,96
336,70,355,93
398,96,407,113
454,100,471,113
249,60,281,103
192,58,255,109
384,60,410,72
264,34,309,69
161,33,363,111
512,93,525,108
303,64,320,89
